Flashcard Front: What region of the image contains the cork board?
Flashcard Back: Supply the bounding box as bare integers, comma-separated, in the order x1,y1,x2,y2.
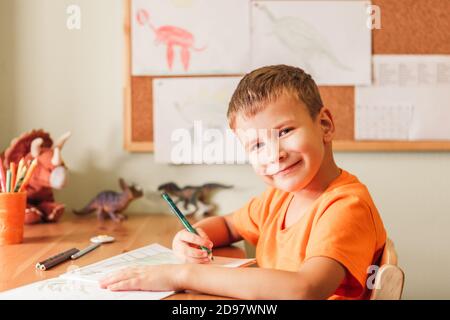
124,0,450,152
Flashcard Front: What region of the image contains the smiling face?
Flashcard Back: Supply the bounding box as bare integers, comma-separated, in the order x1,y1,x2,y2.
235,90,334,193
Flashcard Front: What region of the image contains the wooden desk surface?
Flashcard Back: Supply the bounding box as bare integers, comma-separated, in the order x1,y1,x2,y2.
0,214,246,299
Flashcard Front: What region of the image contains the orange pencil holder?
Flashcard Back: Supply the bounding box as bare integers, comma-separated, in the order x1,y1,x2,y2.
0,192,26,245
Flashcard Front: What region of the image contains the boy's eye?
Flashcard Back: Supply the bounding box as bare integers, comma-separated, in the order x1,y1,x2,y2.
251,141,265,151
279,127,293,137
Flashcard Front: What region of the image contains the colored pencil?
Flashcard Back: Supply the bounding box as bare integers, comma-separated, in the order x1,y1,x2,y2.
16,158,24,181
18,159,38,193
13,166,27,192
5,170,11,193
0,161,5,192
10,162,16,192
161,192,213,260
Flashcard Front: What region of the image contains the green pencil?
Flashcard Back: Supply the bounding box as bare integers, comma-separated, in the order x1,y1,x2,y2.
161,192,213,260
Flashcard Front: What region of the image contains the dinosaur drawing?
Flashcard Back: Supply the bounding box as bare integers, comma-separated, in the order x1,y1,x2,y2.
136,8,206,71
157,182,232,218
255,3,352,74
73,178,143,222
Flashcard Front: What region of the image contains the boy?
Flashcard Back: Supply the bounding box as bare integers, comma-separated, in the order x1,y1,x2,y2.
100,65,386,300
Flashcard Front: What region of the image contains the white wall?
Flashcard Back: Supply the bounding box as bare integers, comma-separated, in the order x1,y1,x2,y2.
0,0,14,147
1,0,449,299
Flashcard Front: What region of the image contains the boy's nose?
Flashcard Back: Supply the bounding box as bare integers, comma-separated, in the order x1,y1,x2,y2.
262,148,288,175
265,147,287,172
278,149,288,162
268,145,287,163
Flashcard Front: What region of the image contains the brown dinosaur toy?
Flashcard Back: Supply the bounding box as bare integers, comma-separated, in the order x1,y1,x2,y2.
73,178,143,221
1,129,71,224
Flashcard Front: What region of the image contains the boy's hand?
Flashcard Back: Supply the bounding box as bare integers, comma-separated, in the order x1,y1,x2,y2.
172,228,213,264
100,265,182,292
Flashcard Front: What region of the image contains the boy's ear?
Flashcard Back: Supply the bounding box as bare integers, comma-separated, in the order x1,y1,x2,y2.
318,108,335,143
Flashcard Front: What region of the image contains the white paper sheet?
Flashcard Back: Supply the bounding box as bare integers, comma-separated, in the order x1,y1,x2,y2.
0,244,256,300
251,0,371,85
60,244,182,283
132,0,250,75
373,55,450,86
153,77,247,164
408,88,450,140
0,277,174,300
355,86,450,140
60,243,255,283
355,103,414,140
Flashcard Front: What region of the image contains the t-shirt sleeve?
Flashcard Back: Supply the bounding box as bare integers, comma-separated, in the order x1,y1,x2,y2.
305,195,378,297
232,188,272,246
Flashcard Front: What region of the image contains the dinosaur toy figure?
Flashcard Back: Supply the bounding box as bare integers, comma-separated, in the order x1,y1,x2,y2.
157,182,232,219
1,129,71,224
73,178,143,222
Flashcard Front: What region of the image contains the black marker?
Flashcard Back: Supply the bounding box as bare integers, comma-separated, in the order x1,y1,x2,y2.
36,248,80,271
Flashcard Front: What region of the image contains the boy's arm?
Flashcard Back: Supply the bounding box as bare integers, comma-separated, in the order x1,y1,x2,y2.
101,255,346,299
178,256,346,300
193,213,243,247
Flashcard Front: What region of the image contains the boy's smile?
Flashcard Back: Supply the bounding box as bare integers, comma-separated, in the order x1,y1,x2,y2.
271,158,303,177
234,90,333,193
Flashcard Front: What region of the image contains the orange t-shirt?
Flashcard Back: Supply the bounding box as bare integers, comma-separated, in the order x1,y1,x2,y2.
232,169,386,300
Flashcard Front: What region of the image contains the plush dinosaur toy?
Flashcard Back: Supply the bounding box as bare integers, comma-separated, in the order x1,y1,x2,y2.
1,129,71,224
73,178,143,221
157,182,233,218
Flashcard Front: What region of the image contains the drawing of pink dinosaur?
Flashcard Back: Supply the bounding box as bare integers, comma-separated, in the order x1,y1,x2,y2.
136,8,206,71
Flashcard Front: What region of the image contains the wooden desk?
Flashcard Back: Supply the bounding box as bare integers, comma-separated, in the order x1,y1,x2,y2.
0,214,246,299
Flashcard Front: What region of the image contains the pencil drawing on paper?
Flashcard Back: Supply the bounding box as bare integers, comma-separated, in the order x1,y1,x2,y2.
167,79,233,128
174,101,225,129
37,278,89,295
136,8,206,71
76,252,180,277
153,77,243,163
169,89,232,161
33,277,164,300
63,246,182,282
254,3,352,74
